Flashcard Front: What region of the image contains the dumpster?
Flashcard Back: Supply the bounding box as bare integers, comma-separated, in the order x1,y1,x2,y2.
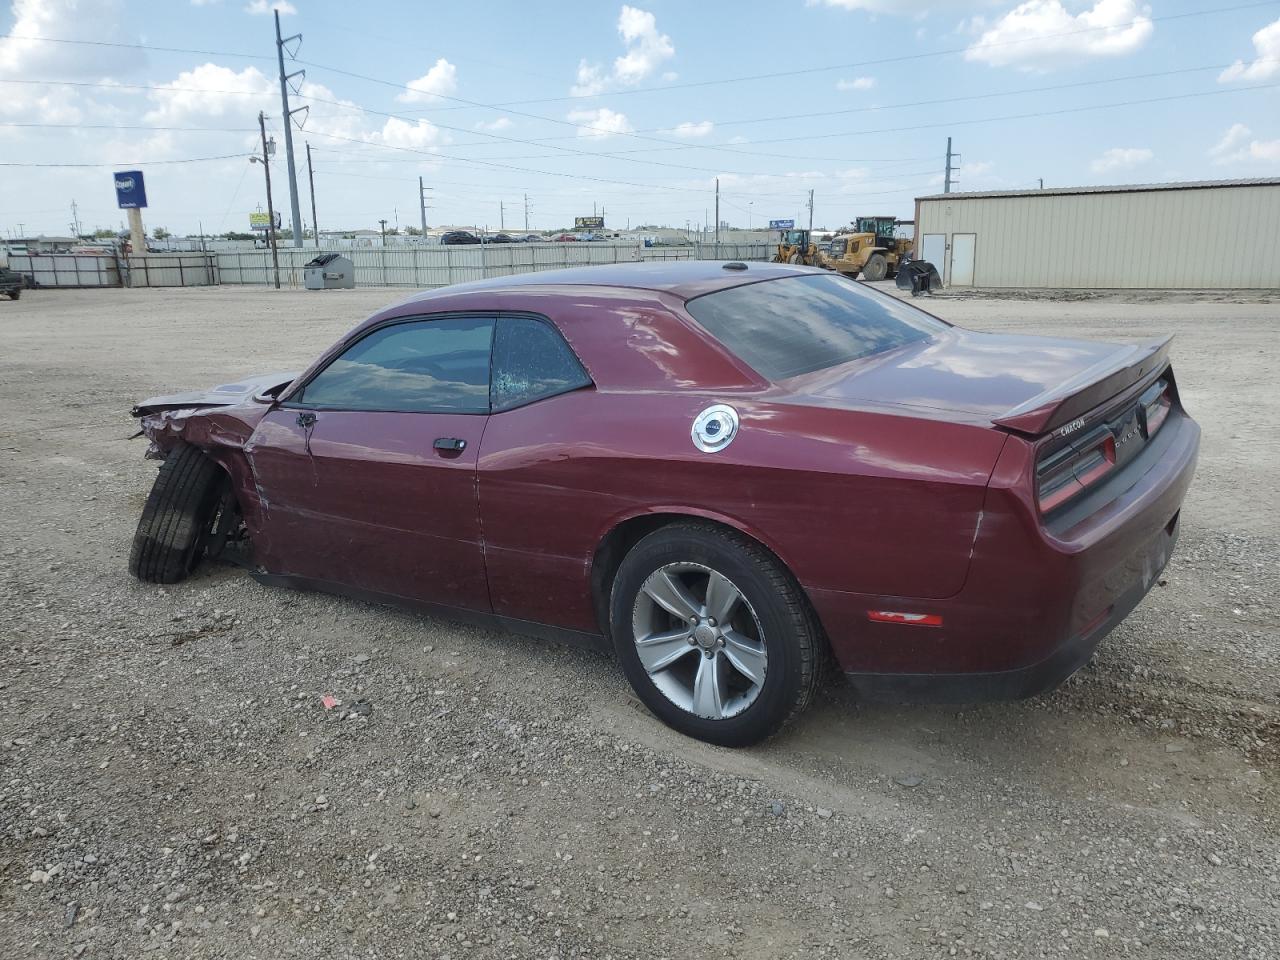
303,253,355,290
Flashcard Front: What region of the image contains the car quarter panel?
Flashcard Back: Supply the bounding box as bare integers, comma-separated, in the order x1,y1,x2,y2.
477,386,1007,635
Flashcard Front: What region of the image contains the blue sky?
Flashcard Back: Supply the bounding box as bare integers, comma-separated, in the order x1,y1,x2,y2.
2,0,1278,237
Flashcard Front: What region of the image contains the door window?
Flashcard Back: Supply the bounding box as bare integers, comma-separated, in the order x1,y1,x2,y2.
296,316,494,413
491,317,591,411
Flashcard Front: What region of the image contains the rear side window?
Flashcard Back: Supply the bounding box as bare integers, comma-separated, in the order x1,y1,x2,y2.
491,316,591,410
297,316,494,413
685,273,946,381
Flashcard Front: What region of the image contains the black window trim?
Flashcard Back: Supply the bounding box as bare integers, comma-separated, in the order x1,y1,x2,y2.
278,310,593,416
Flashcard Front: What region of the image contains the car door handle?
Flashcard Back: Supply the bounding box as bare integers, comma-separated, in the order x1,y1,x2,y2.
296,412,317,428
433,437,467,452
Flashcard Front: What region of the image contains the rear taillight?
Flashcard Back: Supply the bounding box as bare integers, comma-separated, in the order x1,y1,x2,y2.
1141,379,1171,436
1037,427,1117,513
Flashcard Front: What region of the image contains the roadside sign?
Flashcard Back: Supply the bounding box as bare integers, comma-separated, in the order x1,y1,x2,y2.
768,219,794,230
574,216,605,229
249,211,281,230
114,170,147,209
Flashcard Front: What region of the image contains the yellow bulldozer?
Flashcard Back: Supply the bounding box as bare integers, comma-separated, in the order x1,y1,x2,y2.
821,216,913,281
771,228,822,266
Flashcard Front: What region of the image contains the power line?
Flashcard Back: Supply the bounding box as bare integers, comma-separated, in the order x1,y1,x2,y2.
0,121,258,131
396,0,1280,111
0,153,251,168
0,34,269,60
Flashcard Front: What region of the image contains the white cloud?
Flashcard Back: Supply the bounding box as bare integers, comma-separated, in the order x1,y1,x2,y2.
0,0,138,80
567,107,633,139
143,63,274,125
661,71,678,82
570,60,607,97
965,1,1153,69
571,6,675,95
245,0,296,14
613,5,675,84
1090,146,1153,173
1219,17,1280,83
835,76,876,91
808,0,899,11
398,59,458,104
664,120,714,138
378,117,447,151
475,117,512,132
1209,123,1280,164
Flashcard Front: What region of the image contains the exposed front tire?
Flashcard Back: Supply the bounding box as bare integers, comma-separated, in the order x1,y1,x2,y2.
863,253,888,281
609,522,822,747
128,442,228,584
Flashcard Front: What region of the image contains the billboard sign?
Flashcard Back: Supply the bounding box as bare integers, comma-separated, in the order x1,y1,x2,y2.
249,211,281,231
114,170,147,209
574,216,605,229
768,219,794,230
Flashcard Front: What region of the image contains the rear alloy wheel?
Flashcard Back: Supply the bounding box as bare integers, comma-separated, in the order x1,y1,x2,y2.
863,253,888,281
610,522,822,747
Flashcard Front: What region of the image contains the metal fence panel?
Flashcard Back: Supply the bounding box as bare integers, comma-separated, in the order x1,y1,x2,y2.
9,254,121,288
211,241,774,289
125,254,216,287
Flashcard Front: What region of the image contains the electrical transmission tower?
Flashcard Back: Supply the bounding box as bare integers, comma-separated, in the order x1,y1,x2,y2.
274,10,309,248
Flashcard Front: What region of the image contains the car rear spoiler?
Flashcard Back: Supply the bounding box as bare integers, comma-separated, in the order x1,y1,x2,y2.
991,335,1173,437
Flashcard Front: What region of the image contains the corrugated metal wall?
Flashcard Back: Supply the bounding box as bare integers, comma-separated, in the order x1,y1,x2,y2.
916,183,1280,288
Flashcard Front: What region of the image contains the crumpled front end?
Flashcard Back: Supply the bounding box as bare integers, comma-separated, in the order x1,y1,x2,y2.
132,370,298,458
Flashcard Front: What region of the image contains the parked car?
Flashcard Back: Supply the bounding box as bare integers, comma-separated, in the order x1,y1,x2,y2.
522,234,545,243
127,262,1198,746
552,234,579,242
0,264,24,299
488,233,518,244
439,231,481,245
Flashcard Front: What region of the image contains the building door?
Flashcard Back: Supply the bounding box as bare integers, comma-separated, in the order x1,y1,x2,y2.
950,233,976,287
920,234,945,272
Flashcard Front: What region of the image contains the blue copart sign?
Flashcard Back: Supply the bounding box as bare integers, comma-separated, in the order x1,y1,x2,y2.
114,170,147,209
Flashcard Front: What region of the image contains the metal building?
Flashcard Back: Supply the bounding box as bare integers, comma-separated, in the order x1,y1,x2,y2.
913,178,1280,289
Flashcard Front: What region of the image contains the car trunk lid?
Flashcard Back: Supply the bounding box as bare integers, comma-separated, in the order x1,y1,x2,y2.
781,329,1156,428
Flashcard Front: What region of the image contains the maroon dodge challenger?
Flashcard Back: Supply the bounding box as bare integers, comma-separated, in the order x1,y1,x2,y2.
129,262,1199,746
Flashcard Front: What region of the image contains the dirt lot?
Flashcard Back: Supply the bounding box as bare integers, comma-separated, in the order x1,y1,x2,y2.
1,283,1277,959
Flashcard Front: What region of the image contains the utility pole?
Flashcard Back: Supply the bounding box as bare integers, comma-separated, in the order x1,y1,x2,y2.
418,176,429,234
806,189,814,235
1038,177,1044,190
499,200,505,231
523,193,529,231
254,111,280,289
70,199,81,237
306,141,319,247
379,218,388,245
274,9,306,248
714,178,720,249
944,137,960,194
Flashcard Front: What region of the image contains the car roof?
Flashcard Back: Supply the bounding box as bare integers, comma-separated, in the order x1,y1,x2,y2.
393,260,817,305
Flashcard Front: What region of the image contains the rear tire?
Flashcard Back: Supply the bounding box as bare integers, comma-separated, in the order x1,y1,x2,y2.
129,442,227,584
609,522,822,747
7,288,19,300
863,253,888,281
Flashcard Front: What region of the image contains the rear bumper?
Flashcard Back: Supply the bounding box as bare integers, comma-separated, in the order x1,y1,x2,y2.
843,511,1178,702
812,407,1199,702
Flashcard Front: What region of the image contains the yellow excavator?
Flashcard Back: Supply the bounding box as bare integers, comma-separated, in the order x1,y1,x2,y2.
821,216,913,280
771,228,822,266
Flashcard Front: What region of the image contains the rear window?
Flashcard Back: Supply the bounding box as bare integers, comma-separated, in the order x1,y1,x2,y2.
685,273,947,380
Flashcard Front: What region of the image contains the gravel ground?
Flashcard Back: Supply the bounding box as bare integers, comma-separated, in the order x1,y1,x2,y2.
1,282,1276,960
